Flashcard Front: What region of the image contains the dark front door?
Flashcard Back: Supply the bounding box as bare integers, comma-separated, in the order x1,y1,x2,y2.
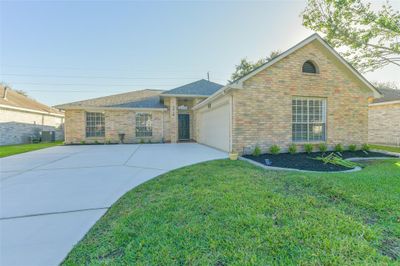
178,114,190,140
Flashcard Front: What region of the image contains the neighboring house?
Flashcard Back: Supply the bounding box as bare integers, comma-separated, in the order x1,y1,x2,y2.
57,34,381,154
0,85,65,145
368,88,400,146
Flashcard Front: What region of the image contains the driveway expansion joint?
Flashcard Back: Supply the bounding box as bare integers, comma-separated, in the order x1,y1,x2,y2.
0,207,109,221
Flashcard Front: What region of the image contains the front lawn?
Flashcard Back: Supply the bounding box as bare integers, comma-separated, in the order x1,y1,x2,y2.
63,159,400,265
0,141,63,158
371,144,400,153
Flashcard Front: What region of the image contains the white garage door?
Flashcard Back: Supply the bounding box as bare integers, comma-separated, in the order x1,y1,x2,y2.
198,100,230,152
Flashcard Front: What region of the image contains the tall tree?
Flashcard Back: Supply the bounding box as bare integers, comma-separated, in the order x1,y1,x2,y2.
229,50,281,82
302,0,400,72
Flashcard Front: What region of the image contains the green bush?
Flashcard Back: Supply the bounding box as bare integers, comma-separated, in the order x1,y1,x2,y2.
304,144,313,154
288,144,297,154
80,141,86,145
140,139,145,144
318,143,328,153
94,140,99,144
269,145,280,154
252,146,262,157
348,144,357,152
334,143,344,153
362,143,370,152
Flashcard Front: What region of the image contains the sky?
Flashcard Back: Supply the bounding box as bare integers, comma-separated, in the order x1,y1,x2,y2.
1,0,399,106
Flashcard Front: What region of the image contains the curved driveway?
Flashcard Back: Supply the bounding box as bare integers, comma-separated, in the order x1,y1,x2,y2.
0,143,227,266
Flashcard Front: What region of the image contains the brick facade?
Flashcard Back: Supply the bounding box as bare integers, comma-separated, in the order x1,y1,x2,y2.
64,109,168,144
368,103,400,146
231,40,373,154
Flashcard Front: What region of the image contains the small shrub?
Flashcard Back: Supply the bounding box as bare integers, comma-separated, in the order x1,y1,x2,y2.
318,143,328,153
304,144,313,154
269,145,280,154
80,140,85,145
252,146,262,157
140,139,145,144
288,144,297,154
348,144,357,152
334,143,344,153
362,143,370,152
94,140,99,144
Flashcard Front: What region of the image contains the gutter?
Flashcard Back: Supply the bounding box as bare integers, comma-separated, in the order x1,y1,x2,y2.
192,84,242,110
58,106,168,112
369,100,400,106
160,94,210,98
0,104,64,117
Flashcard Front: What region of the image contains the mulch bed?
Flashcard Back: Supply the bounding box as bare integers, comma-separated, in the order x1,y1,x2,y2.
243,151,397,172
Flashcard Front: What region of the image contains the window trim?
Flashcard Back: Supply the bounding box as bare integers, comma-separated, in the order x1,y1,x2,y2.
85,111,105,138
292,97,326,143
302,60,319,74
135,112,153,138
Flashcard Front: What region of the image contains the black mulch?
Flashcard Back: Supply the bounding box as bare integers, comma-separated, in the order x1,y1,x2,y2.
243,151,397,172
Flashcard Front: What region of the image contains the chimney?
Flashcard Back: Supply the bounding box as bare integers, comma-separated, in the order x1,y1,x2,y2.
3,86,8,99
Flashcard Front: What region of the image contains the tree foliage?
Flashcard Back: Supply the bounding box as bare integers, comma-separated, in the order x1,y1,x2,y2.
302,0,400,72
229,50,281,83
372,81,399,90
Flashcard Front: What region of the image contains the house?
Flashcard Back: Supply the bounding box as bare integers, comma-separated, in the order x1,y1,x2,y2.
368,88,400,146
57,34,381,154
0,85,65,145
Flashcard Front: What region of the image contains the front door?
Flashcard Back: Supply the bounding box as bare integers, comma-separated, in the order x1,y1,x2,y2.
178,114,190,140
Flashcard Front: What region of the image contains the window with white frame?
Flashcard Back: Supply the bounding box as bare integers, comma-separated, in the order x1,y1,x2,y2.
86,112,105,137
136,113,152,137
292,97,326,142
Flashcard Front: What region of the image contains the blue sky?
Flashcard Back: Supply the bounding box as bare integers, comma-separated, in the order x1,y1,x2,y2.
1,0,398,106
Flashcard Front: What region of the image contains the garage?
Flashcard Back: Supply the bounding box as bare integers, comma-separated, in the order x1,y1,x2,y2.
197,97,231,152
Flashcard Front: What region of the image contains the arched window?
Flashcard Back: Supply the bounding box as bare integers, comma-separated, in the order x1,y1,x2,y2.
302,61,318,74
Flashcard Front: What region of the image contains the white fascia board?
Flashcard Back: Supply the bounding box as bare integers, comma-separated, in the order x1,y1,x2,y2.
192,84,242,110
369,100,400,106
160,94,209,98
0,104,65,117
61,106,167,112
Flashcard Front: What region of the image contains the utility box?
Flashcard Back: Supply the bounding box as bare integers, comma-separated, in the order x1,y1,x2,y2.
41,131,56,142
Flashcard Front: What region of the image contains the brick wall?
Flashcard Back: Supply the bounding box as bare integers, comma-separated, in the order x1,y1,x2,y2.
0,108,64,145
232,40,373,154
368,103,400,146
64,109,168,144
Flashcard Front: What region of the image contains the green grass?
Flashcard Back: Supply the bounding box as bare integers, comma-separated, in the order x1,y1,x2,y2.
0,141,63,158
370,144,400,153
63,159,400,265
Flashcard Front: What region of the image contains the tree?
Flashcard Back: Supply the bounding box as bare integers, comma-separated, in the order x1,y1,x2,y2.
229,50,281,82
302,0,400,72
372,81,399,90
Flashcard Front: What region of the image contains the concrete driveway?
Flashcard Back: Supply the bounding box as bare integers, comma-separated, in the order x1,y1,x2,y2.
0,143,227,266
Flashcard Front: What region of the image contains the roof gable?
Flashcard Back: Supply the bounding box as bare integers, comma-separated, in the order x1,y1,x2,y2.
162,79,223,96
230,33,381,98
0,85,63,115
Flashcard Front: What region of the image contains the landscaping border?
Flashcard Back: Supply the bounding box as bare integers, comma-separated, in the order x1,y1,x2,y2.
240,155,398,173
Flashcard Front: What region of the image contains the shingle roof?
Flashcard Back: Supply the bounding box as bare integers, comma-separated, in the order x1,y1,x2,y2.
373,88,400,103
56,89,163,109
162,79,223,96
0,85,63,115
107,96,165,109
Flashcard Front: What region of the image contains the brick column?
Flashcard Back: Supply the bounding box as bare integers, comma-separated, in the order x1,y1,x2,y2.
169,97,178,143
